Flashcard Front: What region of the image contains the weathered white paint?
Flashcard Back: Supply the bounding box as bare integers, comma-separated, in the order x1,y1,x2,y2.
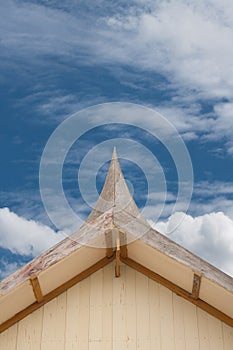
1,262,233,349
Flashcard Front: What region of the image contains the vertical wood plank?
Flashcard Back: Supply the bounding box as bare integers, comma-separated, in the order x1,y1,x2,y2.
41,298,57,350
0,328,8,349
77,277,90,350
148,278,161,349
55,292,67,346
41,292,66,350
136,272,150,350
183,301,199,350
89,269,103,346
113,263,127,350
0,323,18,350
207,314,224,350
102,263,113,350
65,283,80,349
125,265,136,349
197,308,210,350
172,294,185,350
222,323,233,350
17,308,43,350
159,284,175,350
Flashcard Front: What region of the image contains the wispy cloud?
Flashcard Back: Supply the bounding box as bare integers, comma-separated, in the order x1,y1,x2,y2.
2,1,233,149
0,258,22,280
17,91,107,123
194,181,233,197
188,181,233,219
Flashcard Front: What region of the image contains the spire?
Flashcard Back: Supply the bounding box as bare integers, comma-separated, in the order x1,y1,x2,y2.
82,148,151,249
112,146,118,160
86,147,143,223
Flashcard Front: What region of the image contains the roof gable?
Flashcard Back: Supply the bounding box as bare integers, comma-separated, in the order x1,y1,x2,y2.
0,149,233,332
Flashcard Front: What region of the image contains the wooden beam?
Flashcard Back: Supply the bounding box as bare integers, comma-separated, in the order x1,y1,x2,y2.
192,273,202,300
105,229,114,258
115,238,120,277
105,227,128,260
119,229,128,258
0,255,115,334
30,275,43,303
121,256,233,328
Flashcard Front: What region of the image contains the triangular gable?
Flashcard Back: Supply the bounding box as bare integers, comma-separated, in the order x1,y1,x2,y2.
0,149,233,334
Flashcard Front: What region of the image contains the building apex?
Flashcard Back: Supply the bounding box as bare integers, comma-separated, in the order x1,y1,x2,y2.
86,147,145,225
112,146,118,160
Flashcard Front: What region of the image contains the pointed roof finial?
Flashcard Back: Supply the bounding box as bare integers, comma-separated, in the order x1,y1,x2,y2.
86,147,146,225
112,146,118,160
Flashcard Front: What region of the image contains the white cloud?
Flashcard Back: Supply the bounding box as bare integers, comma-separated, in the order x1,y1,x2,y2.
0,207,64,256
155,104,211,141
152,211,233,277
3,1,233,102
99,1,233,148
101,1,233,93
2,1,233,146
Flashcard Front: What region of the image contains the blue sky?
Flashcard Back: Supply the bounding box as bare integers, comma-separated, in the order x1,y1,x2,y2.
1,0,233,279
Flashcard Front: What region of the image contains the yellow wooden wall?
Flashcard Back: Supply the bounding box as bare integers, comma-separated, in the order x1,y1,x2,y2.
1,262,233,349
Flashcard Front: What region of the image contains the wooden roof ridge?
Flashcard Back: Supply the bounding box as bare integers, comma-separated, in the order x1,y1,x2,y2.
0,147,233,295
0,148,233,333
